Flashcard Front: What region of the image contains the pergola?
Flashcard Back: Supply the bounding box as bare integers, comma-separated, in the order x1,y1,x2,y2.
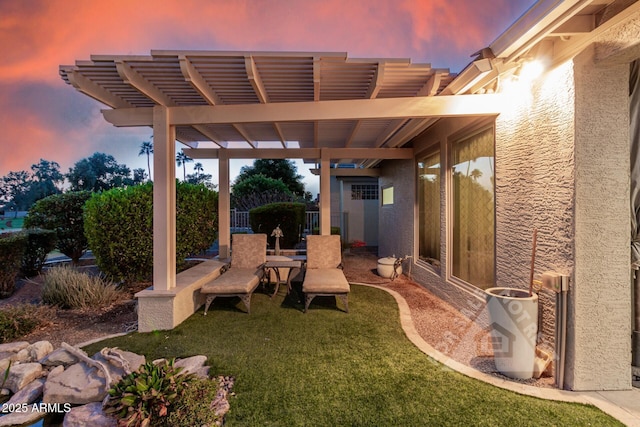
59,51,503,329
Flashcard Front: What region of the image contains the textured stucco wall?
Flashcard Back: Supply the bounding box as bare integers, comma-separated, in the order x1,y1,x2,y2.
379,159,415,260
494,62,577,361
494,62,575,292
569,47,631,390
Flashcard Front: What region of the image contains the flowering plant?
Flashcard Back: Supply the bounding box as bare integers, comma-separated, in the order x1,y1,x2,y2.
350,240,366,248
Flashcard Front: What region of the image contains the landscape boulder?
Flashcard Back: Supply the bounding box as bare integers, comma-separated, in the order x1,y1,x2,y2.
63,402,116,427
4,363,43,394
42,363,108,405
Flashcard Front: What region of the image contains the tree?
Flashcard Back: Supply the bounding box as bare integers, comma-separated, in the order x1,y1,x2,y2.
138,140,153,180
176,152,193,181
234,159,306,196
0,159,63,213
0,170,33,212
132,168,148,184
185,163,213,187
66,152,133,192
25,191,92,264
28,159,64,201
194,162,204,178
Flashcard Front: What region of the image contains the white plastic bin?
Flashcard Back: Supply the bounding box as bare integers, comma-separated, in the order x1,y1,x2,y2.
485,287,538,380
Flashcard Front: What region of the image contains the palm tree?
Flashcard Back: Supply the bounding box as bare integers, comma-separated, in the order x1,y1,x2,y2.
138,140,153,180
176,152,193,181
194,162,204,179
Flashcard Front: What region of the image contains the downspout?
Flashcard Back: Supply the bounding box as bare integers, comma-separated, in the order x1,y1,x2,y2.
631,59,640,367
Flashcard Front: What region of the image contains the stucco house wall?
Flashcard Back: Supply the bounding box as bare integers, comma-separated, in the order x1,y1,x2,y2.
379,159,414,261
379,10,640,389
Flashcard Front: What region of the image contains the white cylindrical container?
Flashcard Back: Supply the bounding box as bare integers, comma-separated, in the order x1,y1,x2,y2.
377,257,402,278
485,287,538,380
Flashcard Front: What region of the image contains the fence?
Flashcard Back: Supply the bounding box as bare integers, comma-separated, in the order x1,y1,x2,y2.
230,209,344,236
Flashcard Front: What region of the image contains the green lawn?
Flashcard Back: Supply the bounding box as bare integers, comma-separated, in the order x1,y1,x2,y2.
86,285,622,426
0,217,24,230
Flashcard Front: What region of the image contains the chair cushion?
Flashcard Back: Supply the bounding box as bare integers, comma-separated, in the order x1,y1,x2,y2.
305,235,342,269
231,234,267,269
302,268,350,293
201,268,261,294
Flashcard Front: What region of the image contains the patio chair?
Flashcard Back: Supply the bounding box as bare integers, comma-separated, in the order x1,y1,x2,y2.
302,235,350,313
201,233,267,315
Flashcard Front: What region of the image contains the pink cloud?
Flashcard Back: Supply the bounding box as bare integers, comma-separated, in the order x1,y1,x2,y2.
0,0,534,176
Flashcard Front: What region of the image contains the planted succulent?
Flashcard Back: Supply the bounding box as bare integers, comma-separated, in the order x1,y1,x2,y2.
103,358,197,427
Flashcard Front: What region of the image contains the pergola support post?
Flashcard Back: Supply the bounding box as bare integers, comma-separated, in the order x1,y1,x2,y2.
320,149,331,235
218,151,231,259
152,106,176,291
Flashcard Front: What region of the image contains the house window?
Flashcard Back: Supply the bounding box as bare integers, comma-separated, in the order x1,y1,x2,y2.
351,184,378,200
450,126,495,289
418,151,440,266
382,186,394,205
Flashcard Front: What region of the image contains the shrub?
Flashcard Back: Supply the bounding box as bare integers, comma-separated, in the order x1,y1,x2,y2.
24,191,91,264
104,359,197,426
249,202,306,249
164,377,228,426
42,265,123,309
84,182,218,282
0,304,55,343
21,229,57,277
312,226,341,236
0,232,28,298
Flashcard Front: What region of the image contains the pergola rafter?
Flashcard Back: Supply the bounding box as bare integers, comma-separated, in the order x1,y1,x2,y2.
58,50,500,296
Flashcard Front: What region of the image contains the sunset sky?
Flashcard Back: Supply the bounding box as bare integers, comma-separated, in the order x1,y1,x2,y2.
1,0,536,193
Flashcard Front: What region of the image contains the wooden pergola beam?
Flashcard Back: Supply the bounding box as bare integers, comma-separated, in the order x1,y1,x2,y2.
102,94,504,127
182,147,413,160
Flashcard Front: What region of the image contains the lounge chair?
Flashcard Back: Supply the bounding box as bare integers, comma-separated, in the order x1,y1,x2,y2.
201,233,267,315
302,235,350,313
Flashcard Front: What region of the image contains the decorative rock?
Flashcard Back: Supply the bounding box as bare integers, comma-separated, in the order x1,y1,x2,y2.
175,355,207,375
0,407,45,427
0,342,29,353
47,364,65,379
192,366,210,379
0,351,15,361
63,402,117,427
13,349,31,363
7,378,44,405
0,358,10,373
43,363,108,405
92,349,145,384
4,363,43,393
27,340,54,361
41,348,79,367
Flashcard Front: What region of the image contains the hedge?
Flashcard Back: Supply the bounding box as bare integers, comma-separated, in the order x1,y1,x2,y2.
249,202,306,249
21,228,57,277
24,191,91,264
0,232,27,298
84,182,218,283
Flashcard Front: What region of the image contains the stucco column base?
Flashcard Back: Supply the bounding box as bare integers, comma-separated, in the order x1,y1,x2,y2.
135,260,228,332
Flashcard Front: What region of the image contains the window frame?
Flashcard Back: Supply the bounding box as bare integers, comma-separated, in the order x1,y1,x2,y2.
415,145,442,272
381,185,394,206
446,121,496,291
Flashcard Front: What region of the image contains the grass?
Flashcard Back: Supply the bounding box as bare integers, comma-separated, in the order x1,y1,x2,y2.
0,217,23,230
85,285,623,426
42,265,124,309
